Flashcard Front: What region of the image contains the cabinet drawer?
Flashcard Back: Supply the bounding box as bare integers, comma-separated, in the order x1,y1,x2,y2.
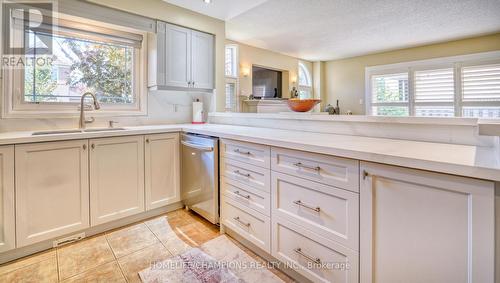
272,172,359,250
221,139,270,168
272,217,359,283
271,147,359,192
222,198,270,253
222,177,270,216
222,158,270,193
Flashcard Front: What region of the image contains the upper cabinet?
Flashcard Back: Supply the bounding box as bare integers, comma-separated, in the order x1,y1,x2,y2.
149,21,214,91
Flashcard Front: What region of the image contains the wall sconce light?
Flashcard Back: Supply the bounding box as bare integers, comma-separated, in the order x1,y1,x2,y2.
241,67,250,77
291,75,297,85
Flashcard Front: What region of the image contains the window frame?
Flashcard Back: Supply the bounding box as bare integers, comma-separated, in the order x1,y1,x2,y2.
365,51,500,117
2,12,148,119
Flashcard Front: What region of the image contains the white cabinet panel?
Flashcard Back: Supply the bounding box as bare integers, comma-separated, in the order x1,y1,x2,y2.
15,140,89,247
221,139,270,168
271,147,359,192
360,161,494,283
222,176,270,216
272,217,359,283
191,30,214,89
0,146,14,252
145,133,180,210
165,23,191,88
90,136,145,226
222,198,270,253
222,158,270,193
272,171,359,251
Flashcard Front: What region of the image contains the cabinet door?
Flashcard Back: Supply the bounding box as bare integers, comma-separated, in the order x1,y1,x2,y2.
191,30,214,89
0,146,14,252
145,133,180,210
165,23,191,88
90,136,145,225
360,161,494,283
16,140,89,247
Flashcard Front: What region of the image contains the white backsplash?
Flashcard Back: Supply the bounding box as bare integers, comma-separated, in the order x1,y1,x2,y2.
0,90,214,133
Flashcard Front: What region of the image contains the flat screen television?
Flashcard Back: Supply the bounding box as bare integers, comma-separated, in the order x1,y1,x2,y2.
252,66,282,99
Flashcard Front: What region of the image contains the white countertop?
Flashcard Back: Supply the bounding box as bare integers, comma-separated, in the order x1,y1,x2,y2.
0,123,498,182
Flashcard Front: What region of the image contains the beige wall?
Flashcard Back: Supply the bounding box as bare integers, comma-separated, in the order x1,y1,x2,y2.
90,0,226,112
227,40,310,99
325,33,500,115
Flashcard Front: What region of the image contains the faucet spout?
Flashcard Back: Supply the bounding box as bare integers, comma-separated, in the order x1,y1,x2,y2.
79,92,100,130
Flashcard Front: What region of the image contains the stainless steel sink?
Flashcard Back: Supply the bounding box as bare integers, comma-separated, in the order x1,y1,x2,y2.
32,128,126,136
83,128,126,133
32,129,83,136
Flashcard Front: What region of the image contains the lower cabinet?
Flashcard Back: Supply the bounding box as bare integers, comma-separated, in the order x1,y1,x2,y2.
272,217,359,283
0,146,14,252
145,133,180,210
360,161,495,283
15,140,90,247
90,136,145,226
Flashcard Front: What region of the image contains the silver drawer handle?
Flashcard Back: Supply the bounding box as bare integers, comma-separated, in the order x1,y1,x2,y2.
234,149,251,155
294,200,321,212
294,248,321,264
235,190,251,199
233,216,251,227
234,170,251,178
294,162,320,171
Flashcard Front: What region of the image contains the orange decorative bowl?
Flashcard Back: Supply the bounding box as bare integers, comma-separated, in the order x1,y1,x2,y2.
287,99,321,112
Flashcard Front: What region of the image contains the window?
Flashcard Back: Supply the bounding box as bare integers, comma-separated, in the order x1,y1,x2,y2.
225,44,239,112
414,68,455,117
462,64,500,118
225,44,238,78
298,62,312,99
371,73,409,116
4,11,147,117
366,52,500,118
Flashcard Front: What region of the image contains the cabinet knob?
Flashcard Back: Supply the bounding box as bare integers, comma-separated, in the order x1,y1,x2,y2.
91,144,95,150
146,138,150,143
83,144,87,150
192,81,195,87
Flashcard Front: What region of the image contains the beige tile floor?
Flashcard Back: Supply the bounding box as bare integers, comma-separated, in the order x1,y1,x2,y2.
0,209,293,283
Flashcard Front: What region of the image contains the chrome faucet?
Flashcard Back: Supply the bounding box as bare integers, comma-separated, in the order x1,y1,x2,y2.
79,92,101,130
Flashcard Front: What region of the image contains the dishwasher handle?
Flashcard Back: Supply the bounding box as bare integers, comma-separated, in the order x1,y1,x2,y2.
181,140,214,152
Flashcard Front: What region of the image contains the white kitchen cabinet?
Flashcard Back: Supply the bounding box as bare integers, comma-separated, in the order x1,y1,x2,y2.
149,21,214,90
360,161,495,283
191,30,214,89
145,133,180,210
0,146,14,252
15,140,89,247
165,23,192,88
90,136,145,226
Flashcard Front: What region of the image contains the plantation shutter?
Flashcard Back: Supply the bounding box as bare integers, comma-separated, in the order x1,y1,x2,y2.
462,64,500,101
415,68,454,102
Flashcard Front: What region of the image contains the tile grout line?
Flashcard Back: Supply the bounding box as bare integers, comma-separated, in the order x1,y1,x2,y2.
144,217,173,255
55,247,61,283
103,233,129,282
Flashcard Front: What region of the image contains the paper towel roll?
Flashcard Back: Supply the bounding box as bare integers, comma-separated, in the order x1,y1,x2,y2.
192,100,204,124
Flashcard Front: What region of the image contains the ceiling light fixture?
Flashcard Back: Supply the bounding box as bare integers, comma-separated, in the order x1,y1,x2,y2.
203,0,212,4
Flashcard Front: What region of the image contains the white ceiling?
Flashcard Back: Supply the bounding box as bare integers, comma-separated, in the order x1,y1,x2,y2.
162,0,269,20
166,0,500,61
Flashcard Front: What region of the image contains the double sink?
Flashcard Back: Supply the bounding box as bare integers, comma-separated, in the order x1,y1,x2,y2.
32,128,126,136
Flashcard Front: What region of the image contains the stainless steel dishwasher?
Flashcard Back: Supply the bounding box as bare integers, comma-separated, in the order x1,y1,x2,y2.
181,133,219,224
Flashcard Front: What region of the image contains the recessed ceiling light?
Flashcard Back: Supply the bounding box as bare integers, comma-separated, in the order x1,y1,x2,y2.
203,0,212,4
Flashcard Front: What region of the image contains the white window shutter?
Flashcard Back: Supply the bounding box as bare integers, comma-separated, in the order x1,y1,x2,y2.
462,64,500,101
